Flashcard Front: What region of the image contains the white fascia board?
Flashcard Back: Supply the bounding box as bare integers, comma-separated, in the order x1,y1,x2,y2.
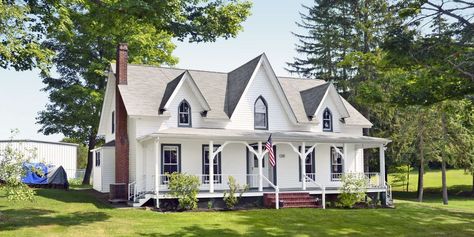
98,69,115,136
259,55,299,124
313,83,350,119
163,71,211,111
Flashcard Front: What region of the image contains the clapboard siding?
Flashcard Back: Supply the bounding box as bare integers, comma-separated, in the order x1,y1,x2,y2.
226,65,298,131
164,81,204,129
0,141,77,179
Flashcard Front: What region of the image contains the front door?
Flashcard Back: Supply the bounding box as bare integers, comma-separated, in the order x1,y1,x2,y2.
247,145,276,188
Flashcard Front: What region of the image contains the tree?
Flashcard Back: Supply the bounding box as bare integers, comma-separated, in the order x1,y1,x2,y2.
61,138,90,169
34,0,252,184
0,130,36,201
287,0,355,92
0,1,52,71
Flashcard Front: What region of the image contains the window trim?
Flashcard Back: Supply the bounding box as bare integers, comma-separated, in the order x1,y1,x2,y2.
161,144,181,184
330,147,344,181
95,151,101,167
254,96,268,130
322,108,333,132
202,144,222,184
111,111,115,134
298,146,316,181
178,100,192,127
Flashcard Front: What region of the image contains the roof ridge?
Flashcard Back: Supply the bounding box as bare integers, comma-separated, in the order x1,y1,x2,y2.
128,63,228,75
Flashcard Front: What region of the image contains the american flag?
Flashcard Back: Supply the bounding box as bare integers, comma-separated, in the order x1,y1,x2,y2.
265,134,275,167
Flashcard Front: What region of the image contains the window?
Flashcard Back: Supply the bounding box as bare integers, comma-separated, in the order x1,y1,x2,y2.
331,147,344,181
95,151,101,167
161,145,181,183
111,111,115,134
322,108,332,132
178,100,191,127
202,145,222,184
254,96,268,130
299,147,315,181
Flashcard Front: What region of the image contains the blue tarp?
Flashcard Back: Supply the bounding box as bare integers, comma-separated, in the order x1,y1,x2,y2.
21,163,49,184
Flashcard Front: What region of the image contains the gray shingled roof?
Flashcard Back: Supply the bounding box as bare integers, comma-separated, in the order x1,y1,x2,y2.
112,57,372,126
159,72,185,112
225,54,262,117
300,83,330,119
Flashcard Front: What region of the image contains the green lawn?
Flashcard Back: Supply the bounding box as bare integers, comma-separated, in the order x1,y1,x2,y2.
0,170,473,236
389,169,473,192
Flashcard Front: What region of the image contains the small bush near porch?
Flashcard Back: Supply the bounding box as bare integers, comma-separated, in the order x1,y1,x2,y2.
1,185,473,236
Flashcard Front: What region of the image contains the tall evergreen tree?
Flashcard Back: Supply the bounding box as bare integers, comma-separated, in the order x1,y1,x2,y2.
287,0,355,93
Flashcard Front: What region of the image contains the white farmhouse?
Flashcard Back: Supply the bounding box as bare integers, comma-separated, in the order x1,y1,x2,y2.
93,44,391,209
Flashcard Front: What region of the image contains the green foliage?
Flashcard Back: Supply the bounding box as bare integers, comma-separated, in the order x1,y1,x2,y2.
337,174,367,208
0,1,52,72
0,130,36,201
31,0,251,184
390,165,413,190
167,172,200,210
61,138,88,169
223,176,248,209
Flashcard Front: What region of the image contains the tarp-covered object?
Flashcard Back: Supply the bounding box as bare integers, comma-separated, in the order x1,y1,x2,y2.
22,163,69,189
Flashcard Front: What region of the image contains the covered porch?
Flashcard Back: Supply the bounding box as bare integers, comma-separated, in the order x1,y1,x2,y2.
132,128,390,209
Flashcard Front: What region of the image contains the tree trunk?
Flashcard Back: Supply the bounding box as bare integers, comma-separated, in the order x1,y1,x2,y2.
441,111,449,205
417,123,424,202
407,164,410,192
82,134,97,185
472,173,474,196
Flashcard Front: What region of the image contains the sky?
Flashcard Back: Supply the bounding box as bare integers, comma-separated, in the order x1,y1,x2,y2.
0,0,312,142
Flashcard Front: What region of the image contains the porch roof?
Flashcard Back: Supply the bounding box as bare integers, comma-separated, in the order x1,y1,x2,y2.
139,128,390,145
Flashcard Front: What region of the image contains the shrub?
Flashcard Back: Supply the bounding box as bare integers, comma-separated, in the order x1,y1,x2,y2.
223,176,248,209
167,172,200,210
337,174,367,208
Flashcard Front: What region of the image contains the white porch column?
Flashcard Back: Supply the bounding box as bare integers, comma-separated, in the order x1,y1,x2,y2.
154,138,160,208
258,141,263,192
209,141,214,193
343,143,348,173
300,142,306,190
379,144,386,187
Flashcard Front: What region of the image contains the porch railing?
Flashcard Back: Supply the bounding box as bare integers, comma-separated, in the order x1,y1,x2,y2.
128,181,137,202
157,174,259,191
331,172,381,187
262,175,279,209
304,174,325,209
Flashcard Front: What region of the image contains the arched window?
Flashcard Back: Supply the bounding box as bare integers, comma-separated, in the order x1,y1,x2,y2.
178,100,191,127
254,96,268,130
322,108,332,132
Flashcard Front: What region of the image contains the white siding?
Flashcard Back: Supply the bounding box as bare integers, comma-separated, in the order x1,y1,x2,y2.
128,117,137,183
226,65,298,131
137,139,363,191
164,82,204,129
0,141,77,179
92,147,115,193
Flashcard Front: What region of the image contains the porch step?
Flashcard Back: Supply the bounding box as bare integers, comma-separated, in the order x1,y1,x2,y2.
263,192,321,209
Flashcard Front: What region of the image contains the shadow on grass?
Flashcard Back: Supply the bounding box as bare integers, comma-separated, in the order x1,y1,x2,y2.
136,203,474,236
0,208,109,231
35,188,112,209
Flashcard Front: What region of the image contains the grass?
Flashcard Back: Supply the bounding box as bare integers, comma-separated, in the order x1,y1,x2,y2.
0,170,473,236
389,169,473,192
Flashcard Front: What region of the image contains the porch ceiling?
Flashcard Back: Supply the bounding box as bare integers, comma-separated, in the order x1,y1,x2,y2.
139,128,390,145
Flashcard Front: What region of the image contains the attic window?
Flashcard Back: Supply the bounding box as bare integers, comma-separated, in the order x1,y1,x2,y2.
254,96,268,130
323,108,332,132
178,100,191,127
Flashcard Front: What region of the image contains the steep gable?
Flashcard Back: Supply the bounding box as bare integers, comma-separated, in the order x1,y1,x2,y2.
224,54,262,118
159,71,210,114
301,82,349,120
